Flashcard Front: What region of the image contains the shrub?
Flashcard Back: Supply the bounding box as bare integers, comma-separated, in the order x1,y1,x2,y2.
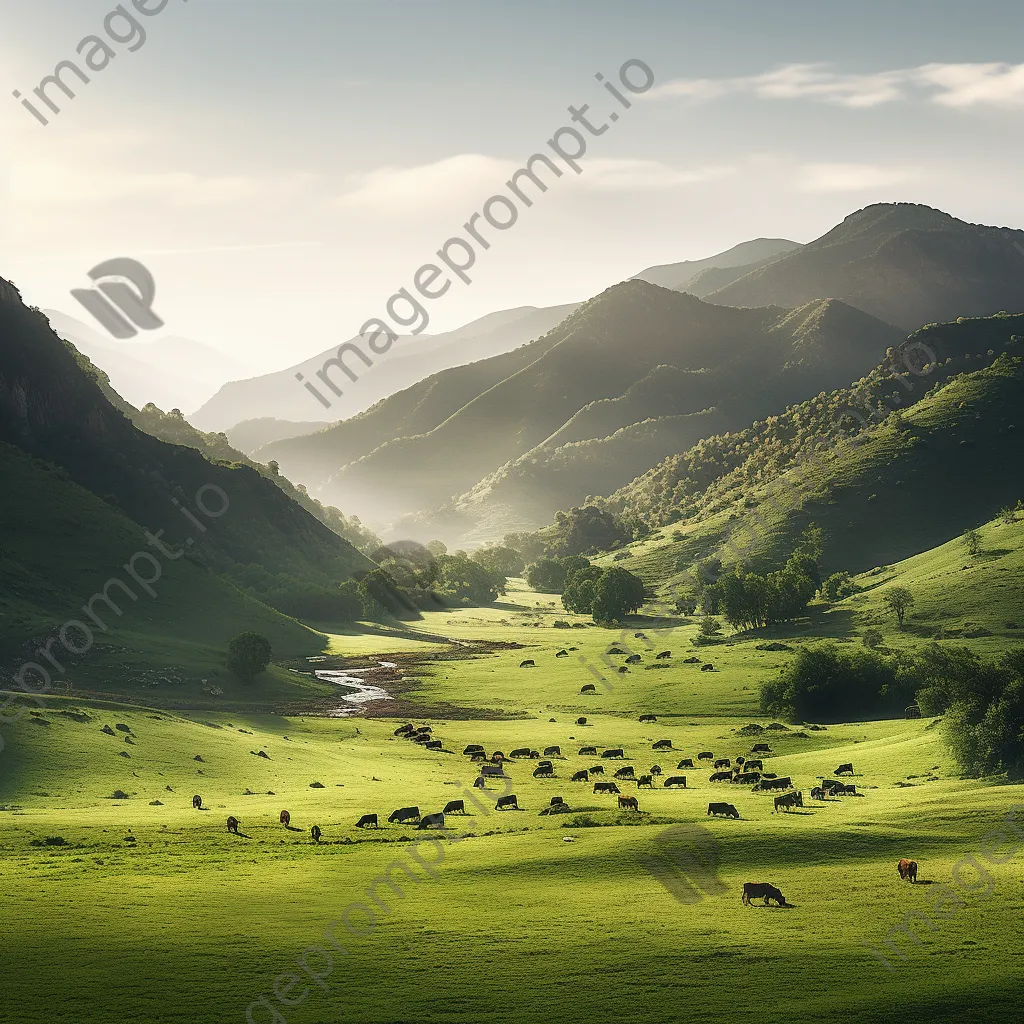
227,632,272,683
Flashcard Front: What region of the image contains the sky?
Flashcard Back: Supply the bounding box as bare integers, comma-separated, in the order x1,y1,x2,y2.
3,0,1024,379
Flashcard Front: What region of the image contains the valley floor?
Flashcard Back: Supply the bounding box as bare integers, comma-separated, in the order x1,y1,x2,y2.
3,582,1024,1024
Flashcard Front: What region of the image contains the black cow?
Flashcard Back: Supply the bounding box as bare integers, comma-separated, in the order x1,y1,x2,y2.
576,717,588,726
520,660,535,668
752,743,771,753
510,747,532,758
594,782,620,794
634,632,647,639
537,759,553,769
581,684,597,693
707,802,740,818
678,758,694,769
821,779,842,794
555,650,569,658
683,657,701,664
742,882,787,906
473,777,487,789
625,654,642,665
492,752,506,762
481,764,506,778
810,787,826,801
463,744,484,755
639,714,657,723
835,783,857,796
638,775,654,788
709,771,733,782
733,771,761,785
550,796,566,807
411,734,430,744
755,776,793,792
613,766,635,779
835,763,855,776
356,813,378,828
414,726,432,735
578,746,597,756
388,806,420,824
394,724,414,736
602,748,625,759
533,765,554,778
470,752,486,762
773,792,803,812
746,759,764,771
226,816,239,834
571,770,590,782
698,751,714,761
701,663,714,672
663,776,687,788
588,765,605,776
714,758,731,769
417,812,446,830
544,746,561,757
650,765,662,775
653,739,673,750
496,795,519,810
656,651,671,660
442,800,466,815
618,795,639,812
425,740,442,750
311,825,322,842
192,794,202,810
618,667,629,674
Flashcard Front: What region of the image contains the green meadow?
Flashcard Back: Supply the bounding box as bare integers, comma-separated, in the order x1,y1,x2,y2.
4,536,1024,1024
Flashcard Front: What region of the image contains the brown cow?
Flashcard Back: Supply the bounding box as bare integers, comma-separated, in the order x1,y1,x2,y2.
280,810,291,827
618,796,639,812
897,859,919,883
226,816,239,834
192,794,202,810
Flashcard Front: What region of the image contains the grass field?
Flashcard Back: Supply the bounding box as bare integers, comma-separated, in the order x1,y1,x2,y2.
4,530,1024,1024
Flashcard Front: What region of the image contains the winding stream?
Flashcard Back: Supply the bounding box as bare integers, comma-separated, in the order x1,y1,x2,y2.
315,662,397,715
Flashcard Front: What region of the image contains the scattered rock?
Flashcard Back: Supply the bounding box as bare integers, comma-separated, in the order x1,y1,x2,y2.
115,724,131,733
309,782,325,789
149,800,163,806
101,725,116,736
118,751,131,758
193,755,205,762
755,642,793,652
110,791,130,800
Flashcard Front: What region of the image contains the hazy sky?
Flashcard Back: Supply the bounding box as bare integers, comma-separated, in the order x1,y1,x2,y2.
4,0,1024,375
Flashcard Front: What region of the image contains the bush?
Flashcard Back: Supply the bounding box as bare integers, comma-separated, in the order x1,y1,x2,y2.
227,632,272,683
862,628,884,649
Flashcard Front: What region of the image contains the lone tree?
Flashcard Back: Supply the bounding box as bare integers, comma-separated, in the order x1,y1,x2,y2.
962,527,982,556
227,632,272,682
883,587,914,630
591,567,646,624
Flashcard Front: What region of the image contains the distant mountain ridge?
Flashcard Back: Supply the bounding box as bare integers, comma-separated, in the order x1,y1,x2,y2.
633,237,801,290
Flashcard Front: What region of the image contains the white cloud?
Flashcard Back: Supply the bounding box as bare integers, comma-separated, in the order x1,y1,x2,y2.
647,61,1024,110
799,162,919,193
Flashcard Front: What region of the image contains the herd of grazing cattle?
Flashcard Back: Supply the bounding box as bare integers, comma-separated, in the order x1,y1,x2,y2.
202,698,919,902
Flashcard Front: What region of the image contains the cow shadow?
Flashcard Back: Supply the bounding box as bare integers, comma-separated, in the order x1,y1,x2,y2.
284,825,303,832
230,830,253,839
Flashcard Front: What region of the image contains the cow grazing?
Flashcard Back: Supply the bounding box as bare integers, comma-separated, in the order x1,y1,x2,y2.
742,882,787,906
411,734,431,744
280,810,291,827
745,759,764,771
544,746,561,757
578,746,598,756
650,765,662,775
678,758,695,769
773,792,803,812
752,743,771,753
537,759,553,768
588,765,605,776
821,779,842,794
576,717,588,726
414,726,432,735
533,765,554,778
520,660,535,668
634,632,647,639
683,657,701,664
417,812,446,830
653,739,673,750
581,684,597,694
425,740,442,750
226,816,239,834
594,782,620,794
470,752,486,762
897,859,919,883
835,783,857,796
700,663,714,672
835,763,855,776
571,770,590,782
442,800,466,815
481,764,506,778
625,654,641,665
473,777,487,789
602,748,625,759
656,651,671,660
550,796,565,807
356,813,378,828
639,714,657,723
709,771,733,783
707,803,740,818
496,795,519,810
491,752,506,762
617,667,629,674
664,776,687,789
394,724,414,736
618,796,639,812
613,766,635,779
192,794,202,810
463,744,484,755
755,776,793,792
607,646,626,655
638,775,654,788
810,787,825,801
510,748,532,758
714,758,731,769
555,650,569,658
733,771,762,785
698,751,714,761
311,825,322,843
388,806,420,824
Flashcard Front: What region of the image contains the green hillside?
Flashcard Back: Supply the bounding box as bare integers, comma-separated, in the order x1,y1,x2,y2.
709,203,1024,330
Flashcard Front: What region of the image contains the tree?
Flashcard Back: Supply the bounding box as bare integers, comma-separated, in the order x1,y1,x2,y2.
425,540,447,558
591,567,646,624
698,615,722,640
883,586,915,629
471,545,525,577
862,628,884,650
562,566,603,615
227,632,272,682
962,527,982,556
822,571,856,602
